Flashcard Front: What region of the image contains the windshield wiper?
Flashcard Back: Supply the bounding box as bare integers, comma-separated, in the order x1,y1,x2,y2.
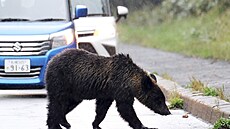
34,18,66,21
0,18,30,22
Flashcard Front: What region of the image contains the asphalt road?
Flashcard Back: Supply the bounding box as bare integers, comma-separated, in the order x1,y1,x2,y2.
0,90,212,129
118,43,230,100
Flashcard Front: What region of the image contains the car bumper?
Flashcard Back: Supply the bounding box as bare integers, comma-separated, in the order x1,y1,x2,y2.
0,42,76,89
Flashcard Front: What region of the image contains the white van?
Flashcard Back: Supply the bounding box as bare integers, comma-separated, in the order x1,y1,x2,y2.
71,0,128,56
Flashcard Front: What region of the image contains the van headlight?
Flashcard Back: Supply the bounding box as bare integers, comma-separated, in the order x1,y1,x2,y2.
50,29,74,48
94,25,116,37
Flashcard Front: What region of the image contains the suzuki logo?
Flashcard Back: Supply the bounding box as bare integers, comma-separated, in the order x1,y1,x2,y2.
12,42,22,52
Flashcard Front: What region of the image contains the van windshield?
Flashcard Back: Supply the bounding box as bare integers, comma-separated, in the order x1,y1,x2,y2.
72,0,111,16
0,0,70,21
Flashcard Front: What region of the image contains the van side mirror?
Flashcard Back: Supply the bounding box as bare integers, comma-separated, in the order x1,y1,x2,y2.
116,6,129,23
75,5,88,19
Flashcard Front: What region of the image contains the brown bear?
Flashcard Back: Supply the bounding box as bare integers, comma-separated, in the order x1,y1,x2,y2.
46,48,171,129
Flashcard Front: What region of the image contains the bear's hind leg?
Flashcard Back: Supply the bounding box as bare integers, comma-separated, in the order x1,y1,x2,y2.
60,99,83,129
47,99,63,129
92,98,113,129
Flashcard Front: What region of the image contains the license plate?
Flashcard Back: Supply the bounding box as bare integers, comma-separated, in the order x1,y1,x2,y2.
4,59,30,73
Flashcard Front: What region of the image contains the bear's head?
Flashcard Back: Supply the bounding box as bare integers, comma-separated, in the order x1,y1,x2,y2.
137,73,171,115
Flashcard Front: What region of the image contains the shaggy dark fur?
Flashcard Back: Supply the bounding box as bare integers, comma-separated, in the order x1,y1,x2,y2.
46,49,171,129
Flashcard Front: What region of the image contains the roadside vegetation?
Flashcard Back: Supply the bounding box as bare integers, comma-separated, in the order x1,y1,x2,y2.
213,117,230,129
157,71,229,102
117,0,230,61
187,77,229,102
161,73,174,81
168,91,184,109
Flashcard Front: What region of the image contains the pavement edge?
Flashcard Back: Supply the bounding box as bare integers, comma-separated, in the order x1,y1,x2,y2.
156,75,230,124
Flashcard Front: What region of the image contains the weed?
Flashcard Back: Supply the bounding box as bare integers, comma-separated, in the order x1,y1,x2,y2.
187,77,205,92
187,77,229,102
217,85,230,102
168,91,184,109
161,73,174,81
213,117,230,129
203,87,218,96
188,77,219,97
152,71,159,75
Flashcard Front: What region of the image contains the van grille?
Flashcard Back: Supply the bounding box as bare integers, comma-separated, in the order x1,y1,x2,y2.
77,30,94,37
78,33,94,37
0,66,41,79
102,44,116,56
0,41,51,56
79,42,97,54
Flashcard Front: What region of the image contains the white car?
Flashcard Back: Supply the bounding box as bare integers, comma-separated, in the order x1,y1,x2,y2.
72,0,128,56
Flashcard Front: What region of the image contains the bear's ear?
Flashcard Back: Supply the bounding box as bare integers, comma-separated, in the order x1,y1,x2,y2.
142,75,153,93
150,73,157,83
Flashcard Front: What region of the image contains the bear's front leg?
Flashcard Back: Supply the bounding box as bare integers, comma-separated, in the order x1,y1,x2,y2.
92,99,113,129
116,101,156,129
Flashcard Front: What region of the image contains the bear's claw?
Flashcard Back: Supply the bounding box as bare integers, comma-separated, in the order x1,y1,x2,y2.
93,126,102,129
141,126,158,129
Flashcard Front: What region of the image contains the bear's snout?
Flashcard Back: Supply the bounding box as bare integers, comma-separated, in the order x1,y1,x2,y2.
161,109,171,115
154,107,171,116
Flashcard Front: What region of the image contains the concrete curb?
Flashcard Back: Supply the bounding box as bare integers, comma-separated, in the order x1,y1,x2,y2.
157,75,230,124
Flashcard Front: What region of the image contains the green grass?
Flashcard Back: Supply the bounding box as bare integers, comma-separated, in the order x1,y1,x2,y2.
203,87,218,96
213,117,230,129
187,77,219,97
168,91,184,109
187,77,229,102
118,7,230,61
161,73,174,81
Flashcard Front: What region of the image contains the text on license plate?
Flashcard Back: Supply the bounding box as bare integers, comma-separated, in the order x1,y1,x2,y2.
4,59,30,73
